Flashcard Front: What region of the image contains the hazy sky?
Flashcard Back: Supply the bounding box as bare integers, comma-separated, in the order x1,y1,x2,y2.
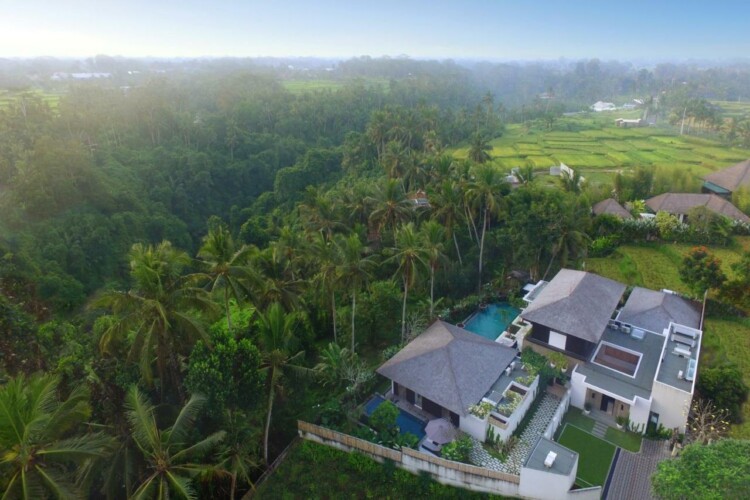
2,1,749,60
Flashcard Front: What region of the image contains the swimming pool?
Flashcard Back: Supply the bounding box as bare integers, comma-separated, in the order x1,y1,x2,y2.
464,302,520,341
364,395,426,440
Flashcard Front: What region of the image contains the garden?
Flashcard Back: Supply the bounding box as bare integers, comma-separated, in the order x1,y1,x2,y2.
556,425,616,488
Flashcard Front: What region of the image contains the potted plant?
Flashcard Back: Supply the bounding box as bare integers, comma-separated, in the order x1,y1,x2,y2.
583,402,592,416
615,415,627,430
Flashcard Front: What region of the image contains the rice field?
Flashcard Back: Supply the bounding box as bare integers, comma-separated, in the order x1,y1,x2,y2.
0,89,62,110
453,116,750,185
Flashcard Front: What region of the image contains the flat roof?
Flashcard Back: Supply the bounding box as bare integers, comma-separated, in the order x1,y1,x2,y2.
575,327,666,402
656,327,701,392
524,437,578,476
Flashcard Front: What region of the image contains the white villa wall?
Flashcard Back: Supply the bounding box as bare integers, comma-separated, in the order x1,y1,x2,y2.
651,381,692,432
519,460,576,500
570,370,587,409
460,413,488,441
543,389,571,440
490,377,540,442
629,396,651,432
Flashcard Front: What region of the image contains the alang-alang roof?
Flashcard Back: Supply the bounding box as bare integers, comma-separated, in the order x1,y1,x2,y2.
521,269,626,344
376,321,516,416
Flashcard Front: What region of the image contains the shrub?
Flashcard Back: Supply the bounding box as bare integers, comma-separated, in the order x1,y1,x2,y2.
469,401,494,419
441,436,473,463
497,391,523,417
697,364,749,423
589,235,620,257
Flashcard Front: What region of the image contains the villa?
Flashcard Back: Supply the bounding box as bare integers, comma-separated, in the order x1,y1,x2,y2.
702,158,750,198
522,269,703,433
645,192,750,223
376,320,539,444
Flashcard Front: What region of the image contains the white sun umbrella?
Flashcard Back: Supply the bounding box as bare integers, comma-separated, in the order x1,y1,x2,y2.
425,418,457,444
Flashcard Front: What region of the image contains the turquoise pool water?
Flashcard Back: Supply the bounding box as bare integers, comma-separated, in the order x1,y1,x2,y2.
364,395,426,440
464,302,520,341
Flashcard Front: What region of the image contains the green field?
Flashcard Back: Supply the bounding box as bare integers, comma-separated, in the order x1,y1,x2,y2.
587,238,750,438
712,100,750,119
557,425,616,487
282,77,388,94
0,89,62,110
453,117,750,185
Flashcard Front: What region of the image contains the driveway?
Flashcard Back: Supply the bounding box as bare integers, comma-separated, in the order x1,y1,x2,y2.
605,439,671,500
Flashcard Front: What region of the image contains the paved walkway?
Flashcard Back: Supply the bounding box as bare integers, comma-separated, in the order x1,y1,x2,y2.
592,420,608,439
605,439,671,500
468,393,563,474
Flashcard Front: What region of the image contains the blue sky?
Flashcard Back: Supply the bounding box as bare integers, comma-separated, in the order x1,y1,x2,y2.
1,1,748,60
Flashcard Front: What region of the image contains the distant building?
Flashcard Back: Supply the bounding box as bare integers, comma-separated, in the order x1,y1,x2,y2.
615,118,644,128
590,101,616,112
702,159,750,198
408,190,430,208
645,193,750,223
592,198,633,219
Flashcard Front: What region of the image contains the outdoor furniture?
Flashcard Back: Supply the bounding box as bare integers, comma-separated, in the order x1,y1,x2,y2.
425,418,457,445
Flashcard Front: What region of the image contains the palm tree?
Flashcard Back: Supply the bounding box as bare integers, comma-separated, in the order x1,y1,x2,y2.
249,246,304,312
0,373,114,499
256,303,310,464
367,178,413,238
94,241,217,398
336,234,376,353
420,221,448,319
311,233,342,343
195,222,254,330
431,179,465,265
466,165,508,291
388,223,429,342
314,342,357,389
125,387,225,499
541,201,592,280
468,132,492,164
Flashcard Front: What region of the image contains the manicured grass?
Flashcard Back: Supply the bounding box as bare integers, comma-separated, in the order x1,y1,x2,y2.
604,427,643,452
561,407,595,432
557,425,616,487
256,440,507,499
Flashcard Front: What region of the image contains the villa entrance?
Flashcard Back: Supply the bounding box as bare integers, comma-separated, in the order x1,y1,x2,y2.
599,394,616,415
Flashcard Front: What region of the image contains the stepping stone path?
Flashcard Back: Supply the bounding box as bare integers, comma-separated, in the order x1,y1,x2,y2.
467,393,563,474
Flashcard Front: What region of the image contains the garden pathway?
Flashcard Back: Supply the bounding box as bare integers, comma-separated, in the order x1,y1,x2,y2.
592,420,608,439
604,439,671,500
468,393,562,474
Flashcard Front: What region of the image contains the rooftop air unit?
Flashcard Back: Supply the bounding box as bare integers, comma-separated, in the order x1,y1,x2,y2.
544,451,557,468
505,367,512,376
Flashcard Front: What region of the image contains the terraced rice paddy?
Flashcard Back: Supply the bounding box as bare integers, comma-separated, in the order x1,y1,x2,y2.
453,117,750,183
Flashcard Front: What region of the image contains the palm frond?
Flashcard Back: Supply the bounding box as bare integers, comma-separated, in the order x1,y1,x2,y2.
35,465,83,500
125,387,161,455
37,432,115,461
165,471,197,500
171,430,226,463
167,393,206,447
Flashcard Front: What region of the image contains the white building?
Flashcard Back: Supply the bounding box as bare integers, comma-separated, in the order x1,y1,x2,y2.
522,270,703,434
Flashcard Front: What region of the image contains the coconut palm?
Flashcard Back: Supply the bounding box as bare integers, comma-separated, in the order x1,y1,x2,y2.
94,241,217,398
0,373,114,500
468,132,492,164
420,220,448,319
431,179,466,265
388,223,429,342
367,178,413,238
125,387,225,499
249,246,304,312
256,302,310,464
195,222,255,330
466,165,508,291
336,234,376,353
310,233,342,343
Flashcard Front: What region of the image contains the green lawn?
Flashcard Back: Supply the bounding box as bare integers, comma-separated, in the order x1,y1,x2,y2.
256,440,507,499
604,427,643,452
560,407,595,432
557,425,616,487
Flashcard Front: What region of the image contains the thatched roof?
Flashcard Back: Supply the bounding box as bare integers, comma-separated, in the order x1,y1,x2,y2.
521,269,625,343
376,321,516,416
618,288,701,334
645,193,750,222
592,198,633,219
703,159,750,192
